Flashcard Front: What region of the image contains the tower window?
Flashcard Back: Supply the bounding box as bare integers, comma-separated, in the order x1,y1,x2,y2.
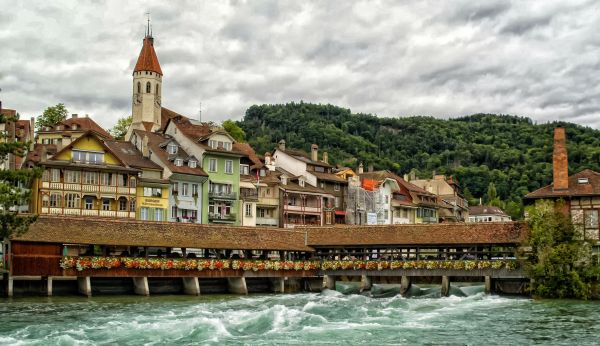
146,82,151,93
156,84,159,95
137,82,141,94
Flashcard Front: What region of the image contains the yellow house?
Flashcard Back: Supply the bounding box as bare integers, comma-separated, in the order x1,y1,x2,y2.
30,131,167,221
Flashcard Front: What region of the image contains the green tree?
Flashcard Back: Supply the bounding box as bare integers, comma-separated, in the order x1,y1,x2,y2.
525,200,600,299
223,120,245,142
35,103,68,131
109,115,133,140
0,110,40,239
486,182,503,208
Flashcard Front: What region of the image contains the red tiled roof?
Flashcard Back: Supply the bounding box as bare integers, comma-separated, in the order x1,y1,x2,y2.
525,169,600,199
133,129,208,176
38,116,112,139
24,143,58,166
134,37,162,75
233,142,263,169
306,222,528,246
103,139,161,170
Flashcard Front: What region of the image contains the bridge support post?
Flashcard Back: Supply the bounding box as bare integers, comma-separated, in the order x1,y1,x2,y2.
78,276,91,297
46,277,53,296
182,277,200,296
401,276,411,296
441,276,450,297
323,275,335,290
133,277,149,296
6,275,13,297
360,275,372,292
485,276,492,294
228,277,248,295
271,277,285,293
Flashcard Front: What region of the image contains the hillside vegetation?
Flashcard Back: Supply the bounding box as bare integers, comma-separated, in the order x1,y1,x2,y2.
237,102,600,218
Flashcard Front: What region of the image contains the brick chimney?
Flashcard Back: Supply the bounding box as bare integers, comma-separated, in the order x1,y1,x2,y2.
358,162,364,174
322,151,328,164
278,139,285,151
553,128,569,191
311,144,318,161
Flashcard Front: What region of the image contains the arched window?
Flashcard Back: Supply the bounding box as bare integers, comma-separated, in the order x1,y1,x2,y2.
156,84,159,95
146,82,151,93
137,82,141,94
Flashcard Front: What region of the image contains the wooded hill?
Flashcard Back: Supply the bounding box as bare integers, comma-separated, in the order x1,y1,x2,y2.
237,102,600,217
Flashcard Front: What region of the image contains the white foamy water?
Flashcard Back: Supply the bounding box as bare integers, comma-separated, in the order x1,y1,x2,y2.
1,292,600,345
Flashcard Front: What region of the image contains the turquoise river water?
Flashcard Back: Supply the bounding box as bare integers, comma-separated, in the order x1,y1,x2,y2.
1,287,599,345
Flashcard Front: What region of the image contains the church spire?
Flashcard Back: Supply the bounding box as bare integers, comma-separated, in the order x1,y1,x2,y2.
133,17,162,76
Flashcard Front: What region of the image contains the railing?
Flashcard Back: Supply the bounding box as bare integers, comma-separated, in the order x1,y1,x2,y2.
208,191,237,200
41,208,134,218
284,205,320,213
421,216,437,223
41,183,135,195
240,190,259,201
257,197,279,206
209,213,237,221
256,217,278,226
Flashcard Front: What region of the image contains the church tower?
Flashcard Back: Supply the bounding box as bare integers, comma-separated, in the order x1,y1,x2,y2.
127,23,163,139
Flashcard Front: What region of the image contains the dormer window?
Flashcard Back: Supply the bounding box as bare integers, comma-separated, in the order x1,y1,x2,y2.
299,179,305,187
281,176,288,185
174,159,183,167
189,160,197,168
208,139,232,151
240,164,249,175
167,143,178,155
578,177,589,184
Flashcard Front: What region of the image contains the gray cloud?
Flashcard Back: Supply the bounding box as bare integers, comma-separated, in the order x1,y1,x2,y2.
0,0,599,131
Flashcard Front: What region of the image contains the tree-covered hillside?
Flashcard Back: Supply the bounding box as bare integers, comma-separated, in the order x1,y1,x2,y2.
237,102,600,217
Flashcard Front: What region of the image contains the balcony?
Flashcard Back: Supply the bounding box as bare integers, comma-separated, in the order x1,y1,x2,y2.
256,217,278,226
41,207,135,219
421,216,438,223
208,191,237,200
41,182,135,195
257,197,279,206
209,213,237,222
240,190,259,201
284,205,321,214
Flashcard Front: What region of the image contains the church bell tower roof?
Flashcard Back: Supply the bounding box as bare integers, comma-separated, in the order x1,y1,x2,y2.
133,35,163,76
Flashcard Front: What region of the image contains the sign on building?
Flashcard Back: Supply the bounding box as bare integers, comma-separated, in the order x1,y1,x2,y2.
367,212,378,225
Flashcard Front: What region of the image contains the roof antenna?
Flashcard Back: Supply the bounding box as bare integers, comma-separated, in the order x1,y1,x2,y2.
198,102,202,123
145,12,151,37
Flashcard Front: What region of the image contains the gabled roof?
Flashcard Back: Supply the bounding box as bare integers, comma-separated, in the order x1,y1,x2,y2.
133,36,162,75
49,131,126,166
306,222,528,246
37,116,112,139
311,170,347,183
103,139,161,170
234,142,263,169
525,169,600,199
133,129,208,176
14,215,313,251
276,148,333,168
469,205,509,216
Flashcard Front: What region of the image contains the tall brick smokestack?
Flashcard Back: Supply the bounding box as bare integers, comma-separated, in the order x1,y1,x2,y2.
553,128,569,191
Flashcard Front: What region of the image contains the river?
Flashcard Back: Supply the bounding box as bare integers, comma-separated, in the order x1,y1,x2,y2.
1,287,599,345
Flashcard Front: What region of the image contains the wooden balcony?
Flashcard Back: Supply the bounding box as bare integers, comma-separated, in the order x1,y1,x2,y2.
40,207,135,219
208,191,237,200
41,182,136,195
256,217,278,226
284,205,321,214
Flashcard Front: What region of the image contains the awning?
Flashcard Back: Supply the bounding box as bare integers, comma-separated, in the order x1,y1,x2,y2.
240,181,257,189
335,211,346,216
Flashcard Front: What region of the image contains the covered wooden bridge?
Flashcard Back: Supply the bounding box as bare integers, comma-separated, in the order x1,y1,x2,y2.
4,216,529,296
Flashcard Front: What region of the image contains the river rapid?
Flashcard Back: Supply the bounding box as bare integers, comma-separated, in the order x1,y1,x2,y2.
1,289,599,345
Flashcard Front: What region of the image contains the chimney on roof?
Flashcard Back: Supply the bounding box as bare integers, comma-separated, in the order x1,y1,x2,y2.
41,146,47,162
368,164,374,173
323,151,328,164
264,152,271,165
142,134,149,158
553,128,569,191
278,139,286,151
71,114,78,118
311,144,318,161
404,174,409,182
358,162,364,174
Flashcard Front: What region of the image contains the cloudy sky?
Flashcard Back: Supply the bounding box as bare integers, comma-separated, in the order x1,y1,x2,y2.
1,0,600,130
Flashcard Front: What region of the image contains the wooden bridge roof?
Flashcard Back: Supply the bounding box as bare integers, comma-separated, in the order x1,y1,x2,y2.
12,216,313,252
304,222,528,247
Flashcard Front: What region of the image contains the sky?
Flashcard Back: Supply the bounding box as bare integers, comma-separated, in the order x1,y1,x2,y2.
1,0,600,130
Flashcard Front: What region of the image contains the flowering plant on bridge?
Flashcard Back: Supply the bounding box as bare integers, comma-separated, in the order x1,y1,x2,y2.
320,260,518,271
60,257,320,272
